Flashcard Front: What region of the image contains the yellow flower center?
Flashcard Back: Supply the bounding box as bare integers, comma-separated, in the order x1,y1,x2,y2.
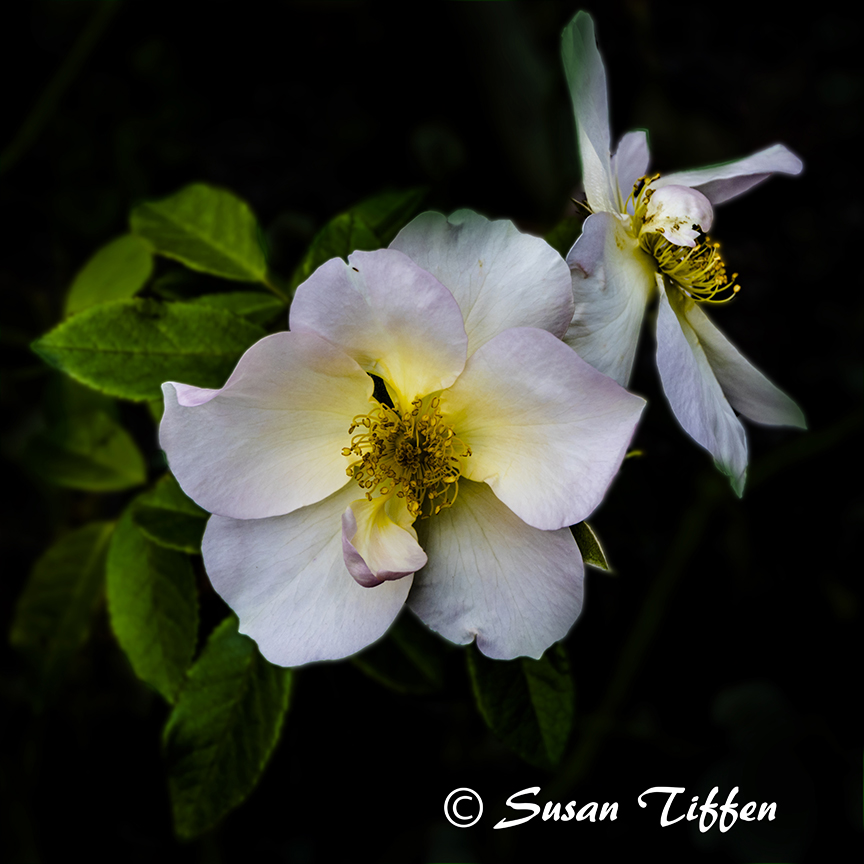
630,175,741,304
342,393,471,518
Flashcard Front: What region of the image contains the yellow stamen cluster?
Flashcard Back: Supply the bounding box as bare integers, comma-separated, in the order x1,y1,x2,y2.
342,395,471,518
631,175,741,304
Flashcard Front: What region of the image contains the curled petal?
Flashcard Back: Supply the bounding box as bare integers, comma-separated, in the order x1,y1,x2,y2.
161,332,372,519
655,144,803,206
565,212,656,386
655,278,748,495
682,303,806,429
561,12,616,213
612,130,650,210
290,248,467,407
390,209,574,356
342,495,427,587
443,327,645,531
411,479,584,660
202,482,412,667
641,185,713,247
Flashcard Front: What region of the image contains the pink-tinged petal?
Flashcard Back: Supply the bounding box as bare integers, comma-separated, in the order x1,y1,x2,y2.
641,185,713,247
160,331,372,520
683,304,806,429
656,278,748,495
442,328,644,531
390,210,574,356
290,248,467,407
561,12,616,213
612,130,650,210
202,482,412,667
655,144,803,206
410,479,583,660
565,212,656,386
341,495,427,587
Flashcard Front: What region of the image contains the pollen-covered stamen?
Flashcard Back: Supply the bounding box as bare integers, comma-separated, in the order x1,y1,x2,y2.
342,396,471,518
641,232,741,303
630,175,741,304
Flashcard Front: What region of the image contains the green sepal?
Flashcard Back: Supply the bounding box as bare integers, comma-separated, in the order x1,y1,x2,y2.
9,521,114,709
572,521,610,571
163,616,292,839
106,508,198,703
467,642,575,769
132,473,208,554
65,234,153,316
32,298,266,402
351,611,447,695
130,183,267,282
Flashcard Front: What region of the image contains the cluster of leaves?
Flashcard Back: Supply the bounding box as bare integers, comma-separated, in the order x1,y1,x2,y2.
11,181,601,837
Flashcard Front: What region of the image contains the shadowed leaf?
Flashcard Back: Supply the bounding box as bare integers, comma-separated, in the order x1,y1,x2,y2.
290,188,427,291
133,473,208,554
10,521,114,708
351,611,446,694
107,509,198,702
164,616,292,839
467,642,575,769
22,410,146,491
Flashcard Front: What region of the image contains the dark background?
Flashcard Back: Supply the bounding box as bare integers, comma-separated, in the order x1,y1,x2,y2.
2,2,861,862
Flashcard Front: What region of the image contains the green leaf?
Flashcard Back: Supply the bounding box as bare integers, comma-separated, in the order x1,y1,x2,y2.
467,642,575,769
351,612,446,695
350,187,428,246
289,187,427,291
130,183,267,282
164,616,292,839
10,521,113,707
133,473,208,554
187,291,285,326
32,298,266,402
22,410,146,491
65,234,153,316
572,521,610,571
544,212,585,258
107,508,198,703
289,211,380,292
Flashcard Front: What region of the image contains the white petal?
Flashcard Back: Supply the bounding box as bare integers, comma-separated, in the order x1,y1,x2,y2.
410,479,584,660
202,482,412,666
160,332,372,520
655,144,803,206
641,185,713,247
561,12,616,213
564,211,656,386
442,327,644,531
655,278,748,494
290,248,467,407
389,210,574,357
612,130,650,210
682,303,806,428
342,494,427,587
